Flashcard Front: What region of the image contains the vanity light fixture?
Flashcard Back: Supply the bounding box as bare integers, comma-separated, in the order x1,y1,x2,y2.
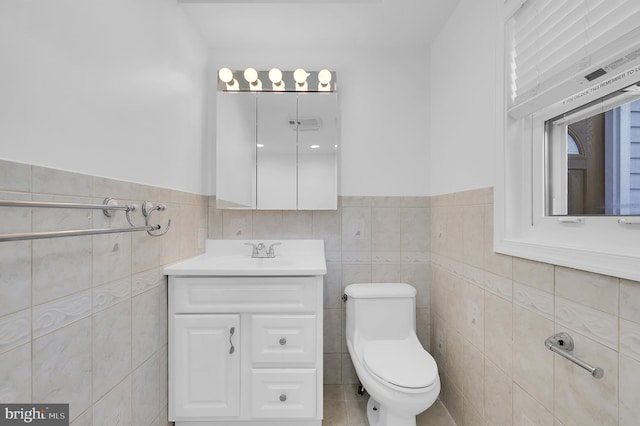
269,68,285,91
318,69,332,91
294,68,309,91
244,67,262,90
218,67,238,91
217,68,336,92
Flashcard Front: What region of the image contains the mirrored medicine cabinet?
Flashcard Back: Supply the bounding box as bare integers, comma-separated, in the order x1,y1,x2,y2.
216,89,338,210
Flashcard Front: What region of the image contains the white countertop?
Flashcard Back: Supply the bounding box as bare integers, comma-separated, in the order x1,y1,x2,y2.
163,239,327,276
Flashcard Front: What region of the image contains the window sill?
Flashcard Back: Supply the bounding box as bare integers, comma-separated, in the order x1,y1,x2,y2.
495,237,640,282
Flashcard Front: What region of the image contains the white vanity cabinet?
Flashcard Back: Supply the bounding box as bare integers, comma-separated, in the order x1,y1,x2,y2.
172,314,241,419
167,274,324,426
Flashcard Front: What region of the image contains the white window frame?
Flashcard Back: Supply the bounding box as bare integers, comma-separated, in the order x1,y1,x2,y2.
495,0,640,282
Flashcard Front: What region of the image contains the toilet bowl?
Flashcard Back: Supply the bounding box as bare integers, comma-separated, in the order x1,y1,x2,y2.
344,283,440,426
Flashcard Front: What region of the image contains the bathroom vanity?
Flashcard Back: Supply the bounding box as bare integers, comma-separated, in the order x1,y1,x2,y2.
164,240,326,426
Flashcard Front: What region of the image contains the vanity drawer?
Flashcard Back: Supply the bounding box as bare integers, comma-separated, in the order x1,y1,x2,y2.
171,276,318,313
250,369,316,419
251,315,316,364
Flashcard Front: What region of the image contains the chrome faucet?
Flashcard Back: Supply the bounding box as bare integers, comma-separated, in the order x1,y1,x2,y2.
245,242,281,258
267,242,281,257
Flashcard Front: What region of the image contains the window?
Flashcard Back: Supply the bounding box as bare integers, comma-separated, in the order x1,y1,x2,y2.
545,82,640,216
567,133,580,156
495,0,640,281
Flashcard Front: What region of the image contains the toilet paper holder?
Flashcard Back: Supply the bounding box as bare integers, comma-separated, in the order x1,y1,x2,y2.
545,332,604,379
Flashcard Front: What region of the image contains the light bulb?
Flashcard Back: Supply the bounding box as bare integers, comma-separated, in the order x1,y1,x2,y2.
243,67,262,90
318,69,332,86
294,68,308,84
268,68,283,84
244,67,259,83
218,67,234,83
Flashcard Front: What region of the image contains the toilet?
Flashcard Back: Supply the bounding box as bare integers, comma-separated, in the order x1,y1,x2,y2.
344,283,440,426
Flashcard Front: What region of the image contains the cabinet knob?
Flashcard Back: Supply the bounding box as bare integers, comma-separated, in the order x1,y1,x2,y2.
279,394,287,402
279,337,287,346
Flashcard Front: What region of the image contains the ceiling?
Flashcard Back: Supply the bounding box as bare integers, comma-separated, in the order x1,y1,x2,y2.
178,0,461,50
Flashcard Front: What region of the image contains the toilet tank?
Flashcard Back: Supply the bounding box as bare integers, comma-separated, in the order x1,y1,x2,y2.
345,283,417,343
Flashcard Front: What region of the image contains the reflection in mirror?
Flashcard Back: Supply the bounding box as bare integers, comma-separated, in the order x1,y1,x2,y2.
256,94,297,209
545,81,640,215
298,93,338,210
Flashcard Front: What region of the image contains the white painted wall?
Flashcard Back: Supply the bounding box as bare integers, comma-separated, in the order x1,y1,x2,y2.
0,1,433,197
0,0,209,194
207,46,431,197
429,0,502,196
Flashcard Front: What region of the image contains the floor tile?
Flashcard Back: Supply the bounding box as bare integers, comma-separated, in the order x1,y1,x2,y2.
322,385,456,425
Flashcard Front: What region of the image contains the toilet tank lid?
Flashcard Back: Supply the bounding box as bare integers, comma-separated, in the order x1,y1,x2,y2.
344,283,416,298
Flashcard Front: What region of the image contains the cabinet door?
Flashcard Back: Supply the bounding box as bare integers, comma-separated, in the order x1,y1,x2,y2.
172,314,240,419
256,93,298,209
297,92,338,210
216,92,256,209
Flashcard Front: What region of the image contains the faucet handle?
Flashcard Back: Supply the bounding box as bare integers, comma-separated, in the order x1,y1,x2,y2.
244,242,259,256
267,242,281,257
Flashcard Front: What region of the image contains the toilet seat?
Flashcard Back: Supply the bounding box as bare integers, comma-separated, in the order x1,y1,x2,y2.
363,338,437,389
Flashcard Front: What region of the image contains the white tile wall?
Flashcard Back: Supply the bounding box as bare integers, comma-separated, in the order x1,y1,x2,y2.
3,161,637,425
0,343,31,403
619,354,640,425
0,159,207,425
431,187,640,426
0,309,30,354
32,318,92,420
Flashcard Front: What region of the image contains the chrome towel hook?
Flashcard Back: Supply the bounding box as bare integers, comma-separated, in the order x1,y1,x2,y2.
103,197,139,227
142,201,171,237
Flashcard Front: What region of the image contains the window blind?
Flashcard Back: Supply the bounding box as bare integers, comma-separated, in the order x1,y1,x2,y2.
507,0,640,118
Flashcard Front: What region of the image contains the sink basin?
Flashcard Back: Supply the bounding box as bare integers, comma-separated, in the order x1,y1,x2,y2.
163,240,326,276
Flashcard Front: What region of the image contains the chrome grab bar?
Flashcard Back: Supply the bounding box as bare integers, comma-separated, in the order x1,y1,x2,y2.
545,332,604,379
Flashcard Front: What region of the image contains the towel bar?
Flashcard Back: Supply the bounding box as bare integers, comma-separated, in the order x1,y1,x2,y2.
0,198,170,241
